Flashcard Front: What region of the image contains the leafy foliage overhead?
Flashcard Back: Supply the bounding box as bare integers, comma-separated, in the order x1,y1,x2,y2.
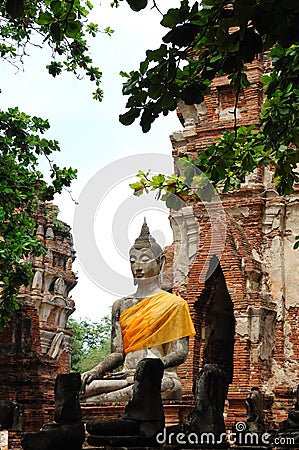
120,0,299,132
0,0,113,100
1,0,299,328
0,0,109,328
0,107,77,330
121,0,299,200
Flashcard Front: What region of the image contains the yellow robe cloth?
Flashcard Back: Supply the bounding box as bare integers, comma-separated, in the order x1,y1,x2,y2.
120,290,195,354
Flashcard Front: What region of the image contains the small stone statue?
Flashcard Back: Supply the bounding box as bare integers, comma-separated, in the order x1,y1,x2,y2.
81,219,195,403
164,363,230,448
53,278,65,295
32,271,43,290
271,385,299,448
188,364,229,438
124,358,165,437
54,373,82,424
0,401,23,431
280,385,299,430
21,373,84,450
86,358,165,447
245,386,265,433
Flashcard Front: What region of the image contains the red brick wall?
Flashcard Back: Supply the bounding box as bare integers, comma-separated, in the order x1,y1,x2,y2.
171,54,299,430
0,305,57,432
0,204,77,449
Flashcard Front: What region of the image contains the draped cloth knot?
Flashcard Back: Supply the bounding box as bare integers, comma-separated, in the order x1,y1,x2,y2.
120,291,196,354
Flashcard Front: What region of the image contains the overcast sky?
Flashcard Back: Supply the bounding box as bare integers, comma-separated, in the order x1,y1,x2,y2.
1,1,183,321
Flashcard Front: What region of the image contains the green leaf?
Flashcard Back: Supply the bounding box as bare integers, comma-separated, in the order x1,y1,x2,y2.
180,84,204,105
140,108,155,133
151,174,165,185
119,108,140,126
161,92,176,109
130,181,143,190
210,54,222,63
37,11,54,25
50,22,62,42
0,207,5,221
120,71,130,78
146,45,167,61
139,60,149,75
163,24,199,47
126,0,147,12
47,61,63,77
65,20,82,38
50,0,62,15
5,0,24,18
160,8,182,28
148,82,163,100
104,26,114,36
127,90,147,107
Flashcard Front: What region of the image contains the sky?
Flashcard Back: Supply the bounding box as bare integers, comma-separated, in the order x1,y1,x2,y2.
1,0,184,321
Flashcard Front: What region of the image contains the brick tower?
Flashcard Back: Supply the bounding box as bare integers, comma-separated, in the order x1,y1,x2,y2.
171,54,299,429
0,203,77,445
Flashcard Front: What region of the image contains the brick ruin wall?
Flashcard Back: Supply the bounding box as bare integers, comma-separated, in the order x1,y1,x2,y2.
79,55,299,434
0,203,77,446
171,54,299,429
1,54,299,448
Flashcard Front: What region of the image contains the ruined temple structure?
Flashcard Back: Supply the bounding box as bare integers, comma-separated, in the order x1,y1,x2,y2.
81,54,299,438
0,203,77,448
2,53,299,449
169,53,299,430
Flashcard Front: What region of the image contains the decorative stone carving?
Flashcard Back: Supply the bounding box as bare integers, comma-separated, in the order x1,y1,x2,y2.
53,278,65,295
45,227,54,240
27,205,76,364
48,332,65,359
22,374,84,450
235,306,276,362
32,271,43,290
170,206,200,286
36,225,44,237
246,387,265,433
219,106,241,121
177,99,208,128
44,248,53,265
0,401,23,431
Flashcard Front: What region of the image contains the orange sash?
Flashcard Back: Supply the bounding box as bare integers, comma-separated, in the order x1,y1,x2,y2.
120,291,195,354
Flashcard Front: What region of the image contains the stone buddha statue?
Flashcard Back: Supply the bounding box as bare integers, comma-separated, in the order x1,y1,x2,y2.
80,219,195,403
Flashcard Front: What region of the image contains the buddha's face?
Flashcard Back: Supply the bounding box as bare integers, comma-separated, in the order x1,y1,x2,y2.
129,247,162,281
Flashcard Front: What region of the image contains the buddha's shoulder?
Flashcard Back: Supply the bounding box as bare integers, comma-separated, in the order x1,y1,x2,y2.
112,295,136,314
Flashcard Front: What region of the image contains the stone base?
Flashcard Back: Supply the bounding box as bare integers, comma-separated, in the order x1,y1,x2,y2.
85,448,158,450
21,421,85,450
235,447,270,450
81,400,194,428
87,434,160,447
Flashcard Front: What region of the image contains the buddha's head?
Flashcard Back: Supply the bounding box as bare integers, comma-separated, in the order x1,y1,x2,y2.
129,218,165,285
